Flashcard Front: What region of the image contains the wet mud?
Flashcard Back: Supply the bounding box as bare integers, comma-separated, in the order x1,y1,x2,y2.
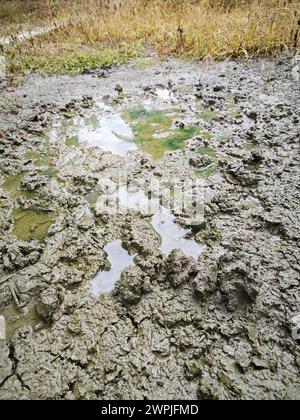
0,57,299,400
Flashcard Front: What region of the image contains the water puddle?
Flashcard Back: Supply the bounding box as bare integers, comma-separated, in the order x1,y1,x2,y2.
156,88,176,101
215,128,232,143
1,304,44,341
270,235,281,244
55,100,199,160
13,208,55,241
196,146,218,178
196,105,218,123
224,93,240,118
2,174,23,194
152,210,204,259
26,150,53,169
244,143,265,152
115,186,204,258
88,240,135,296
67,113,137,156
123,105,199,159
2,173,38,199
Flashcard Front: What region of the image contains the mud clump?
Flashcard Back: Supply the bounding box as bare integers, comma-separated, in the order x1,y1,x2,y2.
0,57,299,400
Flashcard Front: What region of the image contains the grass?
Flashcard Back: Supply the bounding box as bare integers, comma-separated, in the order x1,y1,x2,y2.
0,0,299,75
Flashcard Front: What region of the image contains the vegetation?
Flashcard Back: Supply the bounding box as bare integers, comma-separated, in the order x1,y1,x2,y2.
0,0,299,75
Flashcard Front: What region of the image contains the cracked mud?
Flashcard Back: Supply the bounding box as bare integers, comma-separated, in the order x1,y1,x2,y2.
0,58,299,400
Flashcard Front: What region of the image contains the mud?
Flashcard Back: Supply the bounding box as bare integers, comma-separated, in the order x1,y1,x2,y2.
0,57,299,400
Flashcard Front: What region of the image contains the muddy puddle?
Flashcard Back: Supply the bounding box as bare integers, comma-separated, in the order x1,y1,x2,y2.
1,303,44,342
115,186,204,257
152,211,205,258
0,57,299,400
12,208,55,241
49,97,201,160
88,185,204,294
88,240,135,296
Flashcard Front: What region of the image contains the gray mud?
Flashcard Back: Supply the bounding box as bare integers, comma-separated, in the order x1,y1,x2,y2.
0,58,299,400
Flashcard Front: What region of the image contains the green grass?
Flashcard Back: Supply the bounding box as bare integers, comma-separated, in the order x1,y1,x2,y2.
1,0,299,76
8,42,143,75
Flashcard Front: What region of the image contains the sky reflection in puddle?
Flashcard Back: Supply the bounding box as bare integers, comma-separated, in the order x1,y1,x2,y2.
88,240,135,296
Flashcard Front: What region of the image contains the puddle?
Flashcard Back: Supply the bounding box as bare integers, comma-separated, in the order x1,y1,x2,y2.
88,240,135,296
156,88,176,101
244,142,265,152
116,186,204,258
71,114,137,156
26,150,53,168
152,210,204,259
123,105,199,159
92,184,204,259
270,235,281,244
2,174,23,193
56,101,199,160
198,146,216,158
224,94,240,118
215,128,232,143
1,304,44,342
2,173,38,199
13,208,55,241
196,146,218,178
114,186,155,214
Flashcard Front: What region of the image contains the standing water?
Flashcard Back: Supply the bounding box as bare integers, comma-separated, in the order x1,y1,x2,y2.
88,240,135,296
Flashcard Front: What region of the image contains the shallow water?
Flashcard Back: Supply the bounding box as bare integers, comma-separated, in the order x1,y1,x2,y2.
1,304,43,341
2,173,38,200
197,106,218,122
152,210,204,259
59,101,199,160
74,113,137,156
239,195,261,209
156,88,176,101
88,240,135,296
224,93,240,119
13,208,55,241
116,186,204,258
123,105,199,159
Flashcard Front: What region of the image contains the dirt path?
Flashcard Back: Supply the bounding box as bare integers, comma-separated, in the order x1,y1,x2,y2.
0,57,299,400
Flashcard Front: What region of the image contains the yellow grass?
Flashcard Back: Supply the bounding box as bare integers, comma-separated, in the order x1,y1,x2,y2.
1,0,299,74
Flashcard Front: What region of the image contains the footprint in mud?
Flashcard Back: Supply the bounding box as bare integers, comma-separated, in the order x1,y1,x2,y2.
88,240,135,296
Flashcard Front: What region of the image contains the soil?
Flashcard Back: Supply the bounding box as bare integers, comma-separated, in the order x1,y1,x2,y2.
0,57,299,400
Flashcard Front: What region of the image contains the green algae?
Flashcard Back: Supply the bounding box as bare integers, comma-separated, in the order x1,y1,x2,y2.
124,105,199,159
198,146,216,158
65,135,80,147
195,104,218,122
2,173,38,200
2,304,43,342
26,150,53,168
224,93,240,119
13,208,55,241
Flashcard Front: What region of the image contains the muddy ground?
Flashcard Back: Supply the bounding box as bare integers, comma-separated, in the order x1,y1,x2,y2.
0,57,299,400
